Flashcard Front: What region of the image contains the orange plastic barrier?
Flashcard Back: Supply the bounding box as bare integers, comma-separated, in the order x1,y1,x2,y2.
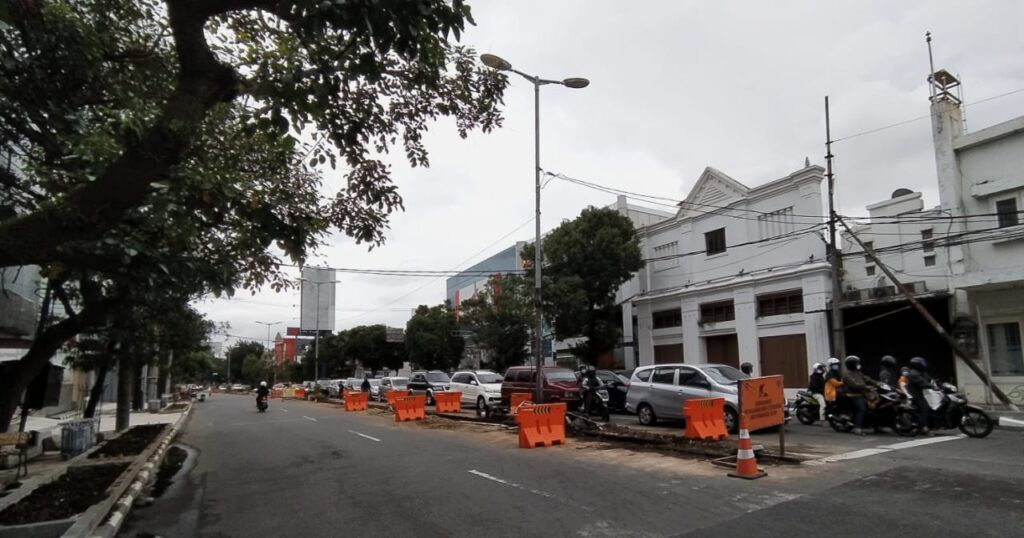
393,395,427,422
683,397,728,441
509,393,532,416
385,390,410,407
292,387,306,399
517,402,566,449
271,389,282,399
344,390,369,411
433,391,462,414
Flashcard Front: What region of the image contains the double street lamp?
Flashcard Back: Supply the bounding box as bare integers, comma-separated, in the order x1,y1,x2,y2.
479,53,589,403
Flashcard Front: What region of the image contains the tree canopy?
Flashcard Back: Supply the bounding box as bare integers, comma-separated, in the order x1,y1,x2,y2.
344,325,404,374
405,303,463,371
459,274,531,373
524,207,642,365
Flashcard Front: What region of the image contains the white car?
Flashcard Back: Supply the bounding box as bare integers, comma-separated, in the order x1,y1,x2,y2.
450,370,504,413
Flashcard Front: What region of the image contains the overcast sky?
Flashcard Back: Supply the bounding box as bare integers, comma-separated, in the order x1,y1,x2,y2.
198,0,1024,348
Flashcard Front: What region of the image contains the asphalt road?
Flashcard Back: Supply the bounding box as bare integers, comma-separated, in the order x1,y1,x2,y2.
119,395,1024,537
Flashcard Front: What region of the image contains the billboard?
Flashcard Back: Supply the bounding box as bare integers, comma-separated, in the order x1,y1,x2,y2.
300,267,336,333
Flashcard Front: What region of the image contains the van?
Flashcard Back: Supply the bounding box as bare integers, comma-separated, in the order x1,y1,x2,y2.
500,366,581,406
624,363,748,433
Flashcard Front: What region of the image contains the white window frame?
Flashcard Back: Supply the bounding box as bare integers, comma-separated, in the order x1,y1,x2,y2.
992,192,1023,229
984,317,1024,378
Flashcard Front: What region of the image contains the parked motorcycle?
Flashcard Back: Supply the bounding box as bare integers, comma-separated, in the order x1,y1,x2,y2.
828,383,913,434
257,395,269,413
899,382,994,438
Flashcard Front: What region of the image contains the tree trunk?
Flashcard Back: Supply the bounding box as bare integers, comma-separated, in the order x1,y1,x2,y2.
116,354,133,432
83,362,110,419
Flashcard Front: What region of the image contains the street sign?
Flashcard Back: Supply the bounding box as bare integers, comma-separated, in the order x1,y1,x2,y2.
297,329,331,337
386,327,405,343
738,375,785,430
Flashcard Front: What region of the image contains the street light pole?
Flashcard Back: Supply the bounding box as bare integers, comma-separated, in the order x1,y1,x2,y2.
480,53,589,403
255,320,282,365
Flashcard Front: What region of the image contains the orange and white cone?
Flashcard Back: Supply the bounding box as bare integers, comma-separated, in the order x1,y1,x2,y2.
728,428,766,480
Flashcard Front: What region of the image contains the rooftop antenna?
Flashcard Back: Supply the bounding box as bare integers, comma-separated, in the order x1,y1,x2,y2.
926,31,936,100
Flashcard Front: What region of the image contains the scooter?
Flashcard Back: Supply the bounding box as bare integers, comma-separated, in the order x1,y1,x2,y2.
900,382,994,438
828,383,912,434
257,395,269,413
793,390,823,425
578,378,611,422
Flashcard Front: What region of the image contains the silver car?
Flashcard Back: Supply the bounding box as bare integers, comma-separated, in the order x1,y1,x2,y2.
624,363,749,433
376,376,409,401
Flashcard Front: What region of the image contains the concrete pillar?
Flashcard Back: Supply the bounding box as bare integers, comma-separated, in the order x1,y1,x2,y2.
734,286,759,374
636,302,654,366
681,297,701,364
621,302,636,370
803,274,833,364
930,98,968,275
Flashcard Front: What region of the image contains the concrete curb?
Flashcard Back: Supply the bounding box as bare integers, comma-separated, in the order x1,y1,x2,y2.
74,404,192,538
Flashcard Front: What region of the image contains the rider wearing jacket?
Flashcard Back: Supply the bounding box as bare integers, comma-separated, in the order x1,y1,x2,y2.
841,356,876,435
807,362,827,424
878,355,900,388
906,357,933,436
257,381,269,407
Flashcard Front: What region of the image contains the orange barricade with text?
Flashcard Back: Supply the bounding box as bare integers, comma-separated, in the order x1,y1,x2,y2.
682,397,728,441
509,393,532,416
393,395,427,422
344,390,369,411
517,402,566,449
385,390,410,407
293,387,306,400
433,392,462,414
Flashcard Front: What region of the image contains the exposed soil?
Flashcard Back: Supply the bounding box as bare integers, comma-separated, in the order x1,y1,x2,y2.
88,424,167,459
161,402,189,413
0,463,128,525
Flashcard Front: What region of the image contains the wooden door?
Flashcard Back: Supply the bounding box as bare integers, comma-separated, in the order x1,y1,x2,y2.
705,334,739,368
758,334,808,388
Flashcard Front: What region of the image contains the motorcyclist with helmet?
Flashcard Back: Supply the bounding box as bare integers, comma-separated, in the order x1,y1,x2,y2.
905,357,933,436
740,362,754,376
256,381,270,410
580,365,602,416
841,355,878,435
878,355,900,388
807,362,827,425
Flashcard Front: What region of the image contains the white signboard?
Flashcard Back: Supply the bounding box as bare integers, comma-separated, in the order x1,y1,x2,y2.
300,267,336,332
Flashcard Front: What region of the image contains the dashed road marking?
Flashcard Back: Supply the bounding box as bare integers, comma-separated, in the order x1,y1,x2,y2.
468,469,593,511
303,416,318,422
279,408,289,413
348,430,381,442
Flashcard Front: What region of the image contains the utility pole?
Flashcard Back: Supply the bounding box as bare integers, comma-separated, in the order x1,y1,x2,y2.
824,96,846,360
838,217,1018,410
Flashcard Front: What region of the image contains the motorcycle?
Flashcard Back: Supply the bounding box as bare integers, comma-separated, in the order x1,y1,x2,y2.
257,395,269,413
793,390,823,425
578,378,611,422
899,382,994,438
828,383,913,434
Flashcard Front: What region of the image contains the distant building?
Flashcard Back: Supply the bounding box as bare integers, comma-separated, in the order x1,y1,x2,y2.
620,164,831,390
273,333,298,365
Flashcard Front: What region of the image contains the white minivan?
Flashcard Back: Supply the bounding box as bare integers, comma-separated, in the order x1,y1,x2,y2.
449,370,504,413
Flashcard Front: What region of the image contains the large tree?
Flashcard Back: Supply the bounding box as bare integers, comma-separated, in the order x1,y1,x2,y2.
459,274,531,373
344,325,404,374
405,303,463,371
226,341,265,383
524,207,643,365
0,0,506,429
0,0,506,268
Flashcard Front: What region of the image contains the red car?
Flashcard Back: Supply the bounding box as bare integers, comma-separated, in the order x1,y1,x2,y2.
500,366,581,406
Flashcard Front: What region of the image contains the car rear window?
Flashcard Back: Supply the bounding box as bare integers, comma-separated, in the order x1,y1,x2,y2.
544,370,576,382
427,372,450,383
635,368,652,382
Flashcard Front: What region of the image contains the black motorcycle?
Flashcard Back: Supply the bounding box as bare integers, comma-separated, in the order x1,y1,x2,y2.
899,382,994,438
793,390,824,425
828,383,913,434
257,395,269,413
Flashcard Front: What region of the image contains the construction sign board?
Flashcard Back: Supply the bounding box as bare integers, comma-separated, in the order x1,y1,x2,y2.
738,375,785,430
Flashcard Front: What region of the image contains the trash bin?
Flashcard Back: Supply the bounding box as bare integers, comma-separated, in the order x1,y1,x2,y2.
61,418,97,458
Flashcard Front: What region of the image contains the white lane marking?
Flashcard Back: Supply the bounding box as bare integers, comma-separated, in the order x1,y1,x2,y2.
303,416,318,422
348,430,381,442
279,408,289,413
468,470,593,512
998,416,1024,428
806,434,965,465
877,434,965,450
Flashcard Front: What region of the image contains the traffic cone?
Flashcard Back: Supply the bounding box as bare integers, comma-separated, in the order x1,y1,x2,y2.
728,428,766,480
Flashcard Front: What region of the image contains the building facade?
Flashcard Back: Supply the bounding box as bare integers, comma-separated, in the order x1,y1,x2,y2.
621,165,831,390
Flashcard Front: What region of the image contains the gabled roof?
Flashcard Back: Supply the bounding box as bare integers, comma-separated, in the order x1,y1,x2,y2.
677,167,749,218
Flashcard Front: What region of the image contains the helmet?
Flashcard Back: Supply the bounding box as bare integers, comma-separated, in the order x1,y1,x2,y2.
260,381,267,387
881,355,897,367
827,357,840,367
812,362,825,373
844,355,861,370
909,357,928,371
740,362,753,374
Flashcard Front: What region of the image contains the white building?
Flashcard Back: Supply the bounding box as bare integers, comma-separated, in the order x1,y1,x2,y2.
620,165,831,390
930,69,1024,404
